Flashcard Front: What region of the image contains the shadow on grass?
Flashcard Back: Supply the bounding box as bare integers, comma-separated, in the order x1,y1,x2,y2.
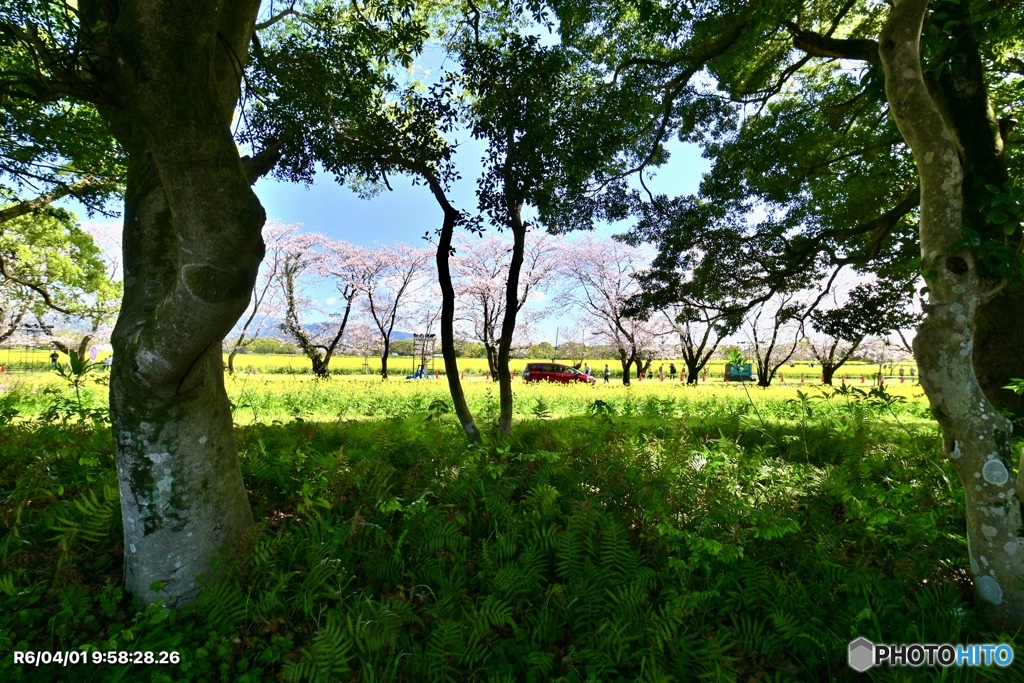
0,413,1003,682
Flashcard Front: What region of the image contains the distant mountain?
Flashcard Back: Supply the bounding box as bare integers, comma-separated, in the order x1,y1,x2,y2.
259,317,414,342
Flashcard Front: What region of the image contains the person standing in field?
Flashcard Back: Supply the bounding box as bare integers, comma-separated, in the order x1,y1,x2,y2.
584,362,592,376
669,363,677,380
603,364,610,383
50,350,59,368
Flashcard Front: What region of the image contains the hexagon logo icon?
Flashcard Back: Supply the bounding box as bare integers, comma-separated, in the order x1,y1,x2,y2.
848,638,875,672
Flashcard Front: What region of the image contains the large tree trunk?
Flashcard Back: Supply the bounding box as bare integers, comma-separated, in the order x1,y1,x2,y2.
95,0,263,605
821,363,836,386
927,0,1024,425
881,0,1024,631
975,291,1024,425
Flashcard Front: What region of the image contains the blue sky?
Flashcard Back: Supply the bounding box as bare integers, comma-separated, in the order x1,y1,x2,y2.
253,136,709,248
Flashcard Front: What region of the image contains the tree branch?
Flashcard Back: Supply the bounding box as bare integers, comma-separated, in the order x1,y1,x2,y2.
240,139,283,184
0,251,76,315
785,22,880,63
255,6,306,31
0,176,96,225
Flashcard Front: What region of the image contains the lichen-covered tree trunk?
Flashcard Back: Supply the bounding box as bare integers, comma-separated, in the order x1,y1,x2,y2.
881,0,1024,631
94,0,264,604
926,0,1024,426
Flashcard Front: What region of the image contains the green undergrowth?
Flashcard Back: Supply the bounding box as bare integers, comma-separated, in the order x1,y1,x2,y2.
0,390,1019,682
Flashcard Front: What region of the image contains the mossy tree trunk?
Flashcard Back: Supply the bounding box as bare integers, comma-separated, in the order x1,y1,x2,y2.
91,0,264,604
880,0,1024,631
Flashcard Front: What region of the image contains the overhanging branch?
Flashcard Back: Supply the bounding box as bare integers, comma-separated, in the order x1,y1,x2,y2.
785,22,880,63
0,176,96,225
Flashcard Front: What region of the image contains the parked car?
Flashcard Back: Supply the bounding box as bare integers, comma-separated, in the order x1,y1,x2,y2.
522,363,597,385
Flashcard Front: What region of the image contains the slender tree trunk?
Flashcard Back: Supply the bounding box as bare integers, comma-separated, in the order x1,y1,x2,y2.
381,338,390,379
426,175,480,442
497,206,526,437
881,0,1024,631
485,343,499,380
97,0,263,604
227,349,238,375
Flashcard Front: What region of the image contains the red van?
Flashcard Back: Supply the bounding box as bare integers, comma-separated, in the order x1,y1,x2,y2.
522,363,597,385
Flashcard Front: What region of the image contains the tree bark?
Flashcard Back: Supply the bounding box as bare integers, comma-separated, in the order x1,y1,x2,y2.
485,343,499,380
497,205,526,437
380,338,390,380
91,0,264,604
975,293,1024,423
425,174,481,442
925,0,1024,425
881,0,1024,631
618,349,632,386
821,363,835,386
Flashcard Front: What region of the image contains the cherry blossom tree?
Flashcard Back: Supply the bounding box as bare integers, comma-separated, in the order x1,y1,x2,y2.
807,280,919,385
225,222,296,374
558,320,595,369
452,231,558,379
558,238,666,385
341,321,383,375
661,304,737,385
277,233,357,378
353,243,433,379
405,278,442,376
743,293,808,387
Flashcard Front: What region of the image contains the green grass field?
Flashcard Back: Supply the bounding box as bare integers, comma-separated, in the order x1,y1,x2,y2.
6,356,997,683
